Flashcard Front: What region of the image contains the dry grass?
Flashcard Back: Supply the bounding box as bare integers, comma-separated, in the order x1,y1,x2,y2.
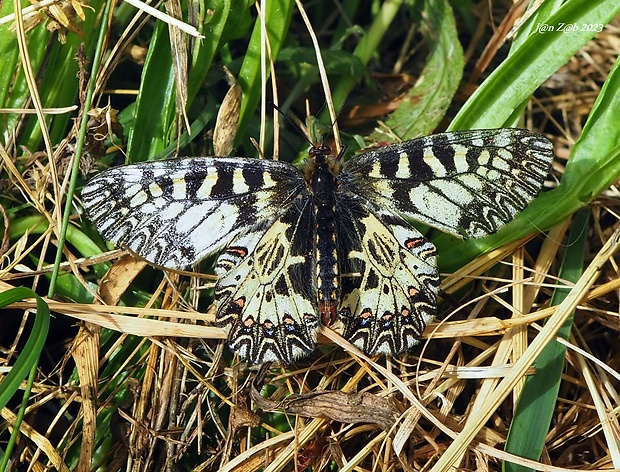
1,1,620,471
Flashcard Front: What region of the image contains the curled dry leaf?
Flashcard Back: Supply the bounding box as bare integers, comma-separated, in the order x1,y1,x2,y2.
230,405,261,430
0,203,9,258
98,254,149,305
252,386,400,431
213,68,241,157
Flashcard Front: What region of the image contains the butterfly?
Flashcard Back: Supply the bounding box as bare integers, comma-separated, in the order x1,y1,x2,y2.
82,128,553,364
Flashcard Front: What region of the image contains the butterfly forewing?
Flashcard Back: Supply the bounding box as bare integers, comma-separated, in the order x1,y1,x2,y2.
82,157,305,268
340,129,554,239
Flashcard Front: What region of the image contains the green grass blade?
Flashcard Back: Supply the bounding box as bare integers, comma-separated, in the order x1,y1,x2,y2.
0,288,50,471
125,20,176,162
9,215,111,299
239,0,295,139
0,1,22,110
367,0,463,141
0,288,49,410
437,52,620,273
449,0,620,130
503,208,589,472
0,18,51,144
13,0,105,150
151,102,216,160
328,0,404,113
127,0,255,162
237,0,295,138
187,0,253,105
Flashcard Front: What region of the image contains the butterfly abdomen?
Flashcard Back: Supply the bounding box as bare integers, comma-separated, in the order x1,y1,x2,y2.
311,153,341,326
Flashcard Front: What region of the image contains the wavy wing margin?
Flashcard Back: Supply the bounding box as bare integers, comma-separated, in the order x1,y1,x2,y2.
82,157,305,269
341,129,554,239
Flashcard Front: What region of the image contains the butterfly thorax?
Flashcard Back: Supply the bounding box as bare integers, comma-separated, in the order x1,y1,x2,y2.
309,147,341,326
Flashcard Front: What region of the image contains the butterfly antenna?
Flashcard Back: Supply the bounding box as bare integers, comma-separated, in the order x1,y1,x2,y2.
271,103,345,161
271,102,317,149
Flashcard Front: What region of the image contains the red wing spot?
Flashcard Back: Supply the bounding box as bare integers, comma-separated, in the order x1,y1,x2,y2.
264,320,274,329
360,308,373,319
381,312,393,321
228,246,249,258
401,307,410,316
243,316,255,327
408,287,420,297
405,238,425,249
320,301,338,326
234,297,246,308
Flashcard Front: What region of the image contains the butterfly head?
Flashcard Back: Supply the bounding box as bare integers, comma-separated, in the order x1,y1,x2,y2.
308,143,333,162
302,142,343,181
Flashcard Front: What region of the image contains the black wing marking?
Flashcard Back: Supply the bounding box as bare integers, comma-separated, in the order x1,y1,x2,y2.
340,129,553,239
214,197,319,364
82,157,305,269
337,195,439,356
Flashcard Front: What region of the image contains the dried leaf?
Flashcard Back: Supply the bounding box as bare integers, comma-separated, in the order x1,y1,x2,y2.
98,254,148,305
252,386,400,431
214,69,241,156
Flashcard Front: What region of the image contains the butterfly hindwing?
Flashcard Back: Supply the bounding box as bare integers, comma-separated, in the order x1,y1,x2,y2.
82,157,305,268
214,197,319,364
337,197,439,355
340,129,553,239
